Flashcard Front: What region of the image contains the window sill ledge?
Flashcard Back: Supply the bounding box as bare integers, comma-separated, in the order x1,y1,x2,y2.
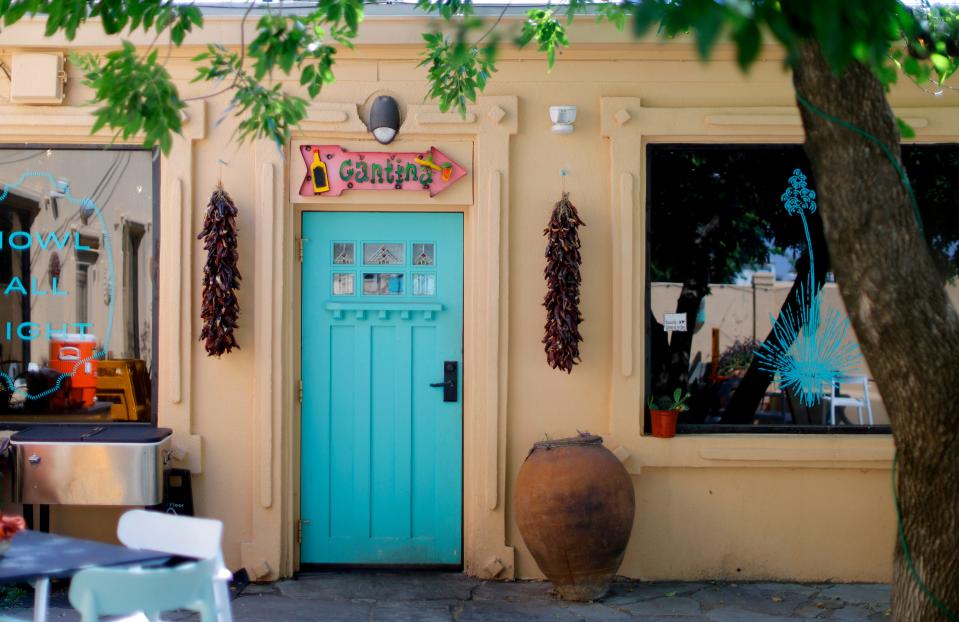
615,433,895,473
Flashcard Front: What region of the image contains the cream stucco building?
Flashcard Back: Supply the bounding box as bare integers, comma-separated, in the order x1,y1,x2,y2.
2,5,957,584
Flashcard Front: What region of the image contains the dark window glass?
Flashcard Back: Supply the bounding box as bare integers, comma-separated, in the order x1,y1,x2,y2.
645,144,959,433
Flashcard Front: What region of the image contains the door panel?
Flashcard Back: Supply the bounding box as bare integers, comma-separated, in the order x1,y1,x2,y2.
301,212,463,565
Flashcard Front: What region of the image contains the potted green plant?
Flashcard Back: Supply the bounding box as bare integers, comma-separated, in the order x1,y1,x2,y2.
647,388,691,438
716,338,760,379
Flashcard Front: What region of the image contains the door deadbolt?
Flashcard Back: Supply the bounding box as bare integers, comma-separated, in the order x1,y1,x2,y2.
429,361,458,402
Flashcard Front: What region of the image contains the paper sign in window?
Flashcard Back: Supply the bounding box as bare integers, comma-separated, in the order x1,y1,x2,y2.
664,313,687,332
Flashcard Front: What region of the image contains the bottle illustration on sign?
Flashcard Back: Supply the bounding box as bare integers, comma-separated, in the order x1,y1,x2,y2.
311,151,330,194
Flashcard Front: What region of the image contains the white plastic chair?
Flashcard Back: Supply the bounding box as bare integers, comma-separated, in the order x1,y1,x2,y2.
68,557,219,622
826,375,874,425
117,510,233,622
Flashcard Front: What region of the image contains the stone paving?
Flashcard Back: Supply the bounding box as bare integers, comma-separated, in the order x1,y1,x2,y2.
1,571,891,621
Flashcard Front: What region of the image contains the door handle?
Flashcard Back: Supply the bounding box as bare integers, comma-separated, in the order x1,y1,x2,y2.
430,361,458,402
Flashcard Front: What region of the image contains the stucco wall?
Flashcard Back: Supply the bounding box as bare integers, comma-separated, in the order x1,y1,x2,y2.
2,14,955,583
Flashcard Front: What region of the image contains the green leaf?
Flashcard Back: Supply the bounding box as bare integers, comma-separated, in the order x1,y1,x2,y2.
897,117,916,140
74,42,185,155
930,52,951,74
733,20,761,70
516,8,568,72
693,7,724,60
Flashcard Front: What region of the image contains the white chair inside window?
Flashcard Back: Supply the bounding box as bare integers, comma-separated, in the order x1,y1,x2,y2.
117,509,234,622
825,375,874,425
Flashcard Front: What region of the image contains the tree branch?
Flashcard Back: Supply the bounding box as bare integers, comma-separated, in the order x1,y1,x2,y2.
476,2,511,45
183,0,255,102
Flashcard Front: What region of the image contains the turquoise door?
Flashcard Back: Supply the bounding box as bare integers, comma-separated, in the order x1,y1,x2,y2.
300,212,463,565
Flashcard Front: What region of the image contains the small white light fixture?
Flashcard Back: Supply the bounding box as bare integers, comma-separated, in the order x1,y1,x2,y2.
369,95,401,145
550,105,577,134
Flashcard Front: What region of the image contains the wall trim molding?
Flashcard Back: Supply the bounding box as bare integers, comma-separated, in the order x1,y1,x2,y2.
159,100,206,474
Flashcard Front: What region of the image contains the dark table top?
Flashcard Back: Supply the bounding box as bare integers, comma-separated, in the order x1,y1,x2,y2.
0,530,171,583
11,425,172,443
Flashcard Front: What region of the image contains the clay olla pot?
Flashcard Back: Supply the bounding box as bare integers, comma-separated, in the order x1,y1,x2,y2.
514,434,635,601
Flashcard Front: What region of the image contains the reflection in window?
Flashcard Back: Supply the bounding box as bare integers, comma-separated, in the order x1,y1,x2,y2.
646,143,959,432
413,243,435,266
332,273,354,296
333,242,354,265
412,273,435,296
0,212,13,283
124,222,145,358
363,273,404,295
0,147,156,424
75,244,98,328
364,242,404,265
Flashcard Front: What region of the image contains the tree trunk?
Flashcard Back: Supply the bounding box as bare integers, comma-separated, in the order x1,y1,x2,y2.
663,277,708,394
652,215,720,399
649,310,670,395
792,41,959,621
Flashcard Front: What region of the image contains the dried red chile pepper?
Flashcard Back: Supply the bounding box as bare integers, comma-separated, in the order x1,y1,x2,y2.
543,192,585,373
198,184,241,357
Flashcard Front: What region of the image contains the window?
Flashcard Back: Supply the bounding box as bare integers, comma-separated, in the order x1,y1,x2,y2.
0,212,13,284
0,147,158,425
645,144,959,433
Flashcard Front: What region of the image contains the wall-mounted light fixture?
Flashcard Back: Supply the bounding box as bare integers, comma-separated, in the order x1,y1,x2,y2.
369,95,401,144
550,105,577,135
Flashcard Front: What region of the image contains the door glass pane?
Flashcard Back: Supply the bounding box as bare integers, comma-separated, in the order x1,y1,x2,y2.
364,243,404,265
332,273,354,296
363,272,404,295
413,243,435,266
412,273,436,296
333,242,354,265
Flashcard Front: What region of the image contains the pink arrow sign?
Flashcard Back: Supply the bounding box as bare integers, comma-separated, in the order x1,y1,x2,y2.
299,145,467,198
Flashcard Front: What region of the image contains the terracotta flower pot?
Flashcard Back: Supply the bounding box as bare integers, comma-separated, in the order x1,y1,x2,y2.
649,409,679,438
514,434,635,601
